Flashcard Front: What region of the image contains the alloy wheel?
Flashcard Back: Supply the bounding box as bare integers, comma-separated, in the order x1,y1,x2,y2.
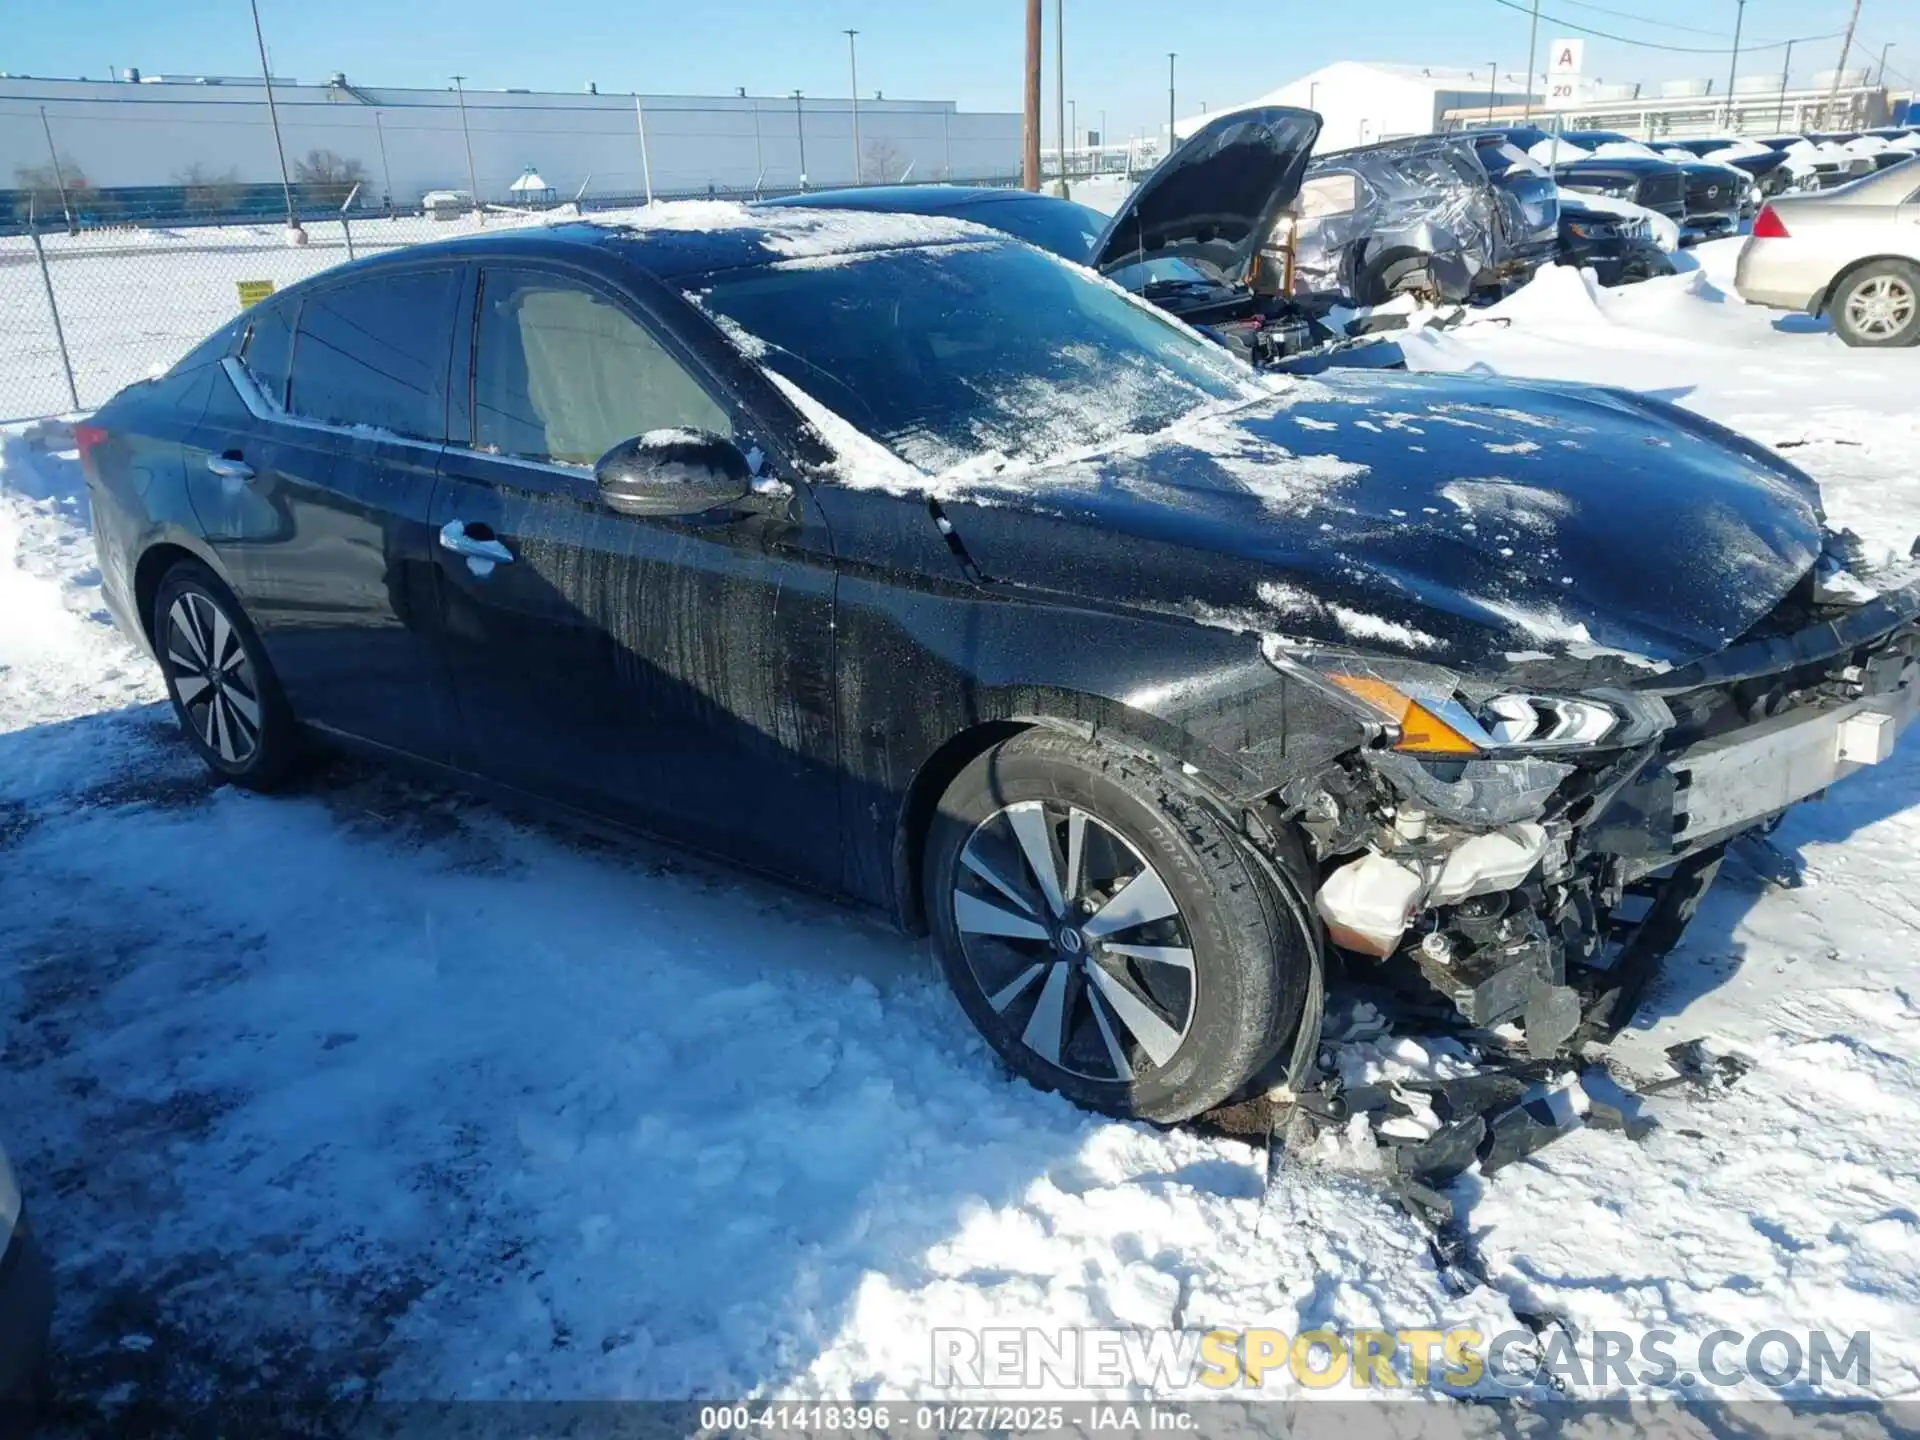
1845,274,1916,340
164,590,263,766
951,800,1197,1083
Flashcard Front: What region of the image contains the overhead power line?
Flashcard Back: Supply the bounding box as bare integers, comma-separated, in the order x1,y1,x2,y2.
1488,0,1839,56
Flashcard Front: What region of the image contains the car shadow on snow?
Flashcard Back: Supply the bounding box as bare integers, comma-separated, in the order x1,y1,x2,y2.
0,698,1223,1427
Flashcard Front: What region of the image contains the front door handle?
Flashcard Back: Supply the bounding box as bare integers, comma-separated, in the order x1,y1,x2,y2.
439,519,515,575
206,454,254,482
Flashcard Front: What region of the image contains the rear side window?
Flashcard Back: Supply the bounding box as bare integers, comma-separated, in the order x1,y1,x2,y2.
471,268,732,466
287,269,457,440
241,305,295,410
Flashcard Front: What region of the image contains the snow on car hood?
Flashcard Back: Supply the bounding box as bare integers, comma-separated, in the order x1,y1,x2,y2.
932,372,1825,672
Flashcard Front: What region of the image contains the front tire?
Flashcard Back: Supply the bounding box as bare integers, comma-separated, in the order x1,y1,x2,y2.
924,730,1310,1123
152,560,300,790
1830,260,1920,348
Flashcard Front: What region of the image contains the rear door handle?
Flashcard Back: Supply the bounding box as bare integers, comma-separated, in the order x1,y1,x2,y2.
206,454,254,482
439,519,514,575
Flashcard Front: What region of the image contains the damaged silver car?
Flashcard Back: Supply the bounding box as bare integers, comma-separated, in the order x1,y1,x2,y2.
1275,133,1559,306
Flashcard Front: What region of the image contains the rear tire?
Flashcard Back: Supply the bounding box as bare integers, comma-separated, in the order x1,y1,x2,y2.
1829,260,1920,348
924,730,1311,1123
151,560,301,791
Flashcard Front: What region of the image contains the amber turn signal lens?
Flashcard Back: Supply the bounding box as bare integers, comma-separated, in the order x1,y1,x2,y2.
1328,674,1481,756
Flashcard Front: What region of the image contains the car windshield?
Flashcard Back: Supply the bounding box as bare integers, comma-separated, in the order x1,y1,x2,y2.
1104,256,1225,291
693,239,1258,475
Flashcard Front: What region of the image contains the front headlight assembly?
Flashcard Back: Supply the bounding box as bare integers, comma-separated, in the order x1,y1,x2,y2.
1263,640,1674,758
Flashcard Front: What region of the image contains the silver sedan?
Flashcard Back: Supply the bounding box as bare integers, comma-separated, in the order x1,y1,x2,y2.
1735,154,1920,346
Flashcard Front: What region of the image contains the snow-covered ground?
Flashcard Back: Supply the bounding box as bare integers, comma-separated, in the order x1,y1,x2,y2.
3,232,1919,1424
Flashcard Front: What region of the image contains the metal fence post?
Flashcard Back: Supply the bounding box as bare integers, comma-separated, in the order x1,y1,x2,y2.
29,222,82,413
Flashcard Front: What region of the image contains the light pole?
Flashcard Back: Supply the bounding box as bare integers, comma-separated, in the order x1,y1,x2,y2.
249,0,301,239
36,107,73,232
844,30,862,184
793,90,808,190
1167,52,1176,154
1877,42,1896,86
1053,0,1066,194
1308,81,1318,113
1070,99,1077,158
1522,0,1542,120
1777,39,1796,130
452,75,482,219
1485,61,1499,122
1723,0,1747,130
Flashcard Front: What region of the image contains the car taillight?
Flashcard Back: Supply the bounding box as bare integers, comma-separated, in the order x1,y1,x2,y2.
1752,204,1790,239
72,423,109,460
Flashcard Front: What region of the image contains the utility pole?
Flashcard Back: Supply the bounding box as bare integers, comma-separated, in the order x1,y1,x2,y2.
372,109,393,211
36,107,73,233
1486,61,1499,122
793,90,809,190
633,94,655,204
1022,0,1042,189
1723,0,1747,131
1167,52,1177,154
1777,38,1797,131
844,30,862,185
1521,0,1541,120
250,0,302,240
452,75,482,219
1053,0,1066,195
1824,0,1863,130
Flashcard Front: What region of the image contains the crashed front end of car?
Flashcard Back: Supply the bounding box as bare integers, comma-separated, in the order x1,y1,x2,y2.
1269,552,1920,1054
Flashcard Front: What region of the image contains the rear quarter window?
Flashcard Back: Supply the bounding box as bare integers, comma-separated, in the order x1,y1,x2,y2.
287,268,459,440
240,304,295,410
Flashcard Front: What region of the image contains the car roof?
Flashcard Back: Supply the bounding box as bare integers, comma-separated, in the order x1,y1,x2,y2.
760,184,1045,215
273,203,1004,287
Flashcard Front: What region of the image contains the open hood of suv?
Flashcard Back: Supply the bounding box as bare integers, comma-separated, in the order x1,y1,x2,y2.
1090,106,1321,284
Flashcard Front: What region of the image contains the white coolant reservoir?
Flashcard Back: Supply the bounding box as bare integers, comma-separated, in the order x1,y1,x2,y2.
1316,851,1425,956
1315,823,1549,957
1427,824,1549,905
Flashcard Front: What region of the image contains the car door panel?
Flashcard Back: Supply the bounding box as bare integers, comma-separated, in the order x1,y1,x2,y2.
431,263,842,890
180,266,460,761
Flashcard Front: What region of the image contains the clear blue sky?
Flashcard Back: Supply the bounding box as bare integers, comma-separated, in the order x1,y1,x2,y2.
10,0,1915,139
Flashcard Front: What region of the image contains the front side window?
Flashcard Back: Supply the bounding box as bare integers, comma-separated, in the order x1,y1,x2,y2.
287,269,457,440
240,304,295,409
473,269,733,467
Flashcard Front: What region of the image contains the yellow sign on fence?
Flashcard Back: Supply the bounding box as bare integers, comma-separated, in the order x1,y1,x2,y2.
235,279,275,309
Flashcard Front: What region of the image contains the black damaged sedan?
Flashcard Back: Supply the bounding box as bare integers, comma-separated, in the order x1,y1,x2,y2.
80,208,1920,1121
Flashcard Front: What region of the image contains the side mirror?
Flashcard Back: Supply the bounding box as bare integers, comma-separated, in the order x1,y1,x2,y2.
594,430,753,518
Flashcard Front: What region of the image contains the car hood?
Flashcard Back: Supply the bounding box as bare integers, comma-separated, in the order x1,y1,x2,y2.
1090,106,1321,284
934,372,1825,674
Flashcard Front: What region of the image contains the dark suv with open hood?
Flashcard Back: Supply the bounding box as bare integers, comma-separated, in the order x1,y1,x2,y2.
767,106,1324,366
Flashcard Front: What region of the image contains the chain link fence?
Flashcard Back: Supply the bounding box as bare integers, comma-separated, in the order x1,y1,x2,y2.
0,177,1026,424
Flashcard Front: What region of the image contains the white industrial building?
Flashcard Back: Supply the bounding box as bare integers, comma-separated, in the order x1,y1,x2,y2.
1180,60,1906,155
1177,62,1539,152
0,72,1022,209
1442,71,1900,141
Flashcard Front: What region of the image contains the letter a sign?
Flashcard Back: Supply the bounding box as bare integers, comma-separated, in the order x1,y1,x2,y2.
1546,37,1585,110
